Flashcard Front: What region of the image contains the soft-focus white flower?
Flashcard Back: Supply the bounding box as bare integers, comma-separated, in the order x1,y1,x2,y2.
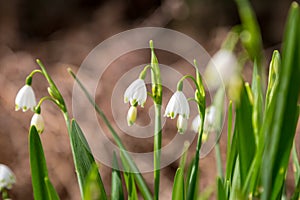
191,106,217,142
204,50,238,90
0,164,16,191
203,106,216,133
192,114,202,133
164,91,190,119
127,106,137,126
124,79,147,107
177,115,188,134
30,113,45,133
15,85,37,112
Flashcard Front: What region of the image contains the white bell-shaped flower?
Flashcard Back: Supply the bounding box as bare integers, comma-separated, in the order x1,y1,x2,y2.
192,114,202,133
204,50,238,90
127,106,137,126
164,91,190,119
30,113,45,134
0,164,16,191
15,85,37,112
124,79,147,107
177,115,188,134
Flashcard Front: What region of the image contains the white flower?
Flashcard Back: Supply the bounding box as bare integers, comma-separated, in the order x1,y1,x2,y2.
192,114,202,133
30,113,45,133
204,50,238,90
164,91,190,119
0,164,16,191
15,85,37,112
203,106,216,133
127,106,137,126
124,79,147,107
177,115,188,134
191,106,216,142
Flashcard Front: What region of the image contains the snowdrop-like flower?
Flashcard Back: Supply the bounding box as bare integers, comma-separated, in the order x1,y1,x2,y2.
177,115,188,134
0,164,16,191
15,85,37,112
127,106,137,126
191,106,216,142
30,113,45,133
164,91,190,119
124,79,147,107
204,50,238,90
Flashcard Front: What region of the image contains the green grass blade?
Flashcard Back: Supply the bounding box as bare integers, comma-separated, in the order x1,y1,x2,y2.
235,84,256,185
70,120,107,200
83,164,106,200
172,168,185,200
111,152,124,200
265,50,280,110
29,126,60,200
69,69,152,200
44,177,60,200
251,61,263,140
261,3,300,199
217,177,227,200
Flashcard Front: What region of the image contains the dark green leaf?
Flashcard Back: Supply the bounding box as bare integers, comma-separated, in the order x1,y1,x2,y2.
29,126,60,200
172,168,185,200
83,164,105,200
70,120,107,200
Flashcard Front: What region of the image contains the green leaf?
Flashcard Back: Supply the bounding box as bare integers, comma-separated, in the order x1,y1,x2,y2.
172,168,185,200
45,177,60,200
235,84,256,185
251,61,263,140
70,120,107,200
29,126,60,200
83,164,105,200
123,172,138,200
111,152,124,200
261,3,300,200
265,50,280,110
217,177,227,200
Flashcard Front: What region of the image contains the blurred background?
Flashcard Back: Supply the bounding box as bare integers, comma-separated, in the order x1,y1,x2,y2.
0,0,299,199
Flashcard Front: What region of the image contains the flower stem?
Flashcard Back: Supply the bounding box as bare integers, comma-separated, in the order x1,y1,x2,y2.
154,103,162,200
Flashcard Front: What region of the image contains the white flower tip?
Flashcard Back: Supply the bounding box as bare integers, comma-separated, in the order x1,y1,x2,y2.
15,85,37,112
177,115,188,134
127,106,137,126
30,113,45,134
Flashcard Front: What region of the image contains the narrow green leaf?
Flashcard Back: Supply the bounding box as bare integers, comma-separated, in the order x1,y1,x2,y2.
83,164,105,200
29,126,60,200
217,177,227,200
45,177,60,200
123,172,138,200
70,120,107,200
265,50,280,110
251,61,263,140
235,84,256,185
111,152,124,200
261,3,300,200
172,168,185,200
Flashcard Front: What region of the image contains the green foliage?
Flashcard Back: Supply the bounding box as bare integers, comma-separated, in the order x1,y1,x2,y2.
29,126,60,200
70,120,107,200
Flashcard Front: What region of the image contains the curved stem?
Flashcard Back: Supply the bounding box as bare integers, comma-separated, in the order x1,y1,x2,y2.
36,96,61,112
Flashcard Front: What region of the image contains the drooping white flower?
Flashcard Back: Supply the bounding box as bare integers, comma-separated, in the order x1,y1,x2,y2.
203,106,216,133
15,85,37,112
127,106,137,126
191,106,217,142
177,115,188,134
30,113,45,134
164,91,190,119
124,79,147,107
0,164,16,191
204,50,238,90
192,114,202,133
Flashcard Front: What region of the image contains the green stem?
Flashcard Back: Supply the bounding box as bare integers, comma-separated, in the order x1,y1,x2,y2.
215,142,223,178
154,104,162,200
